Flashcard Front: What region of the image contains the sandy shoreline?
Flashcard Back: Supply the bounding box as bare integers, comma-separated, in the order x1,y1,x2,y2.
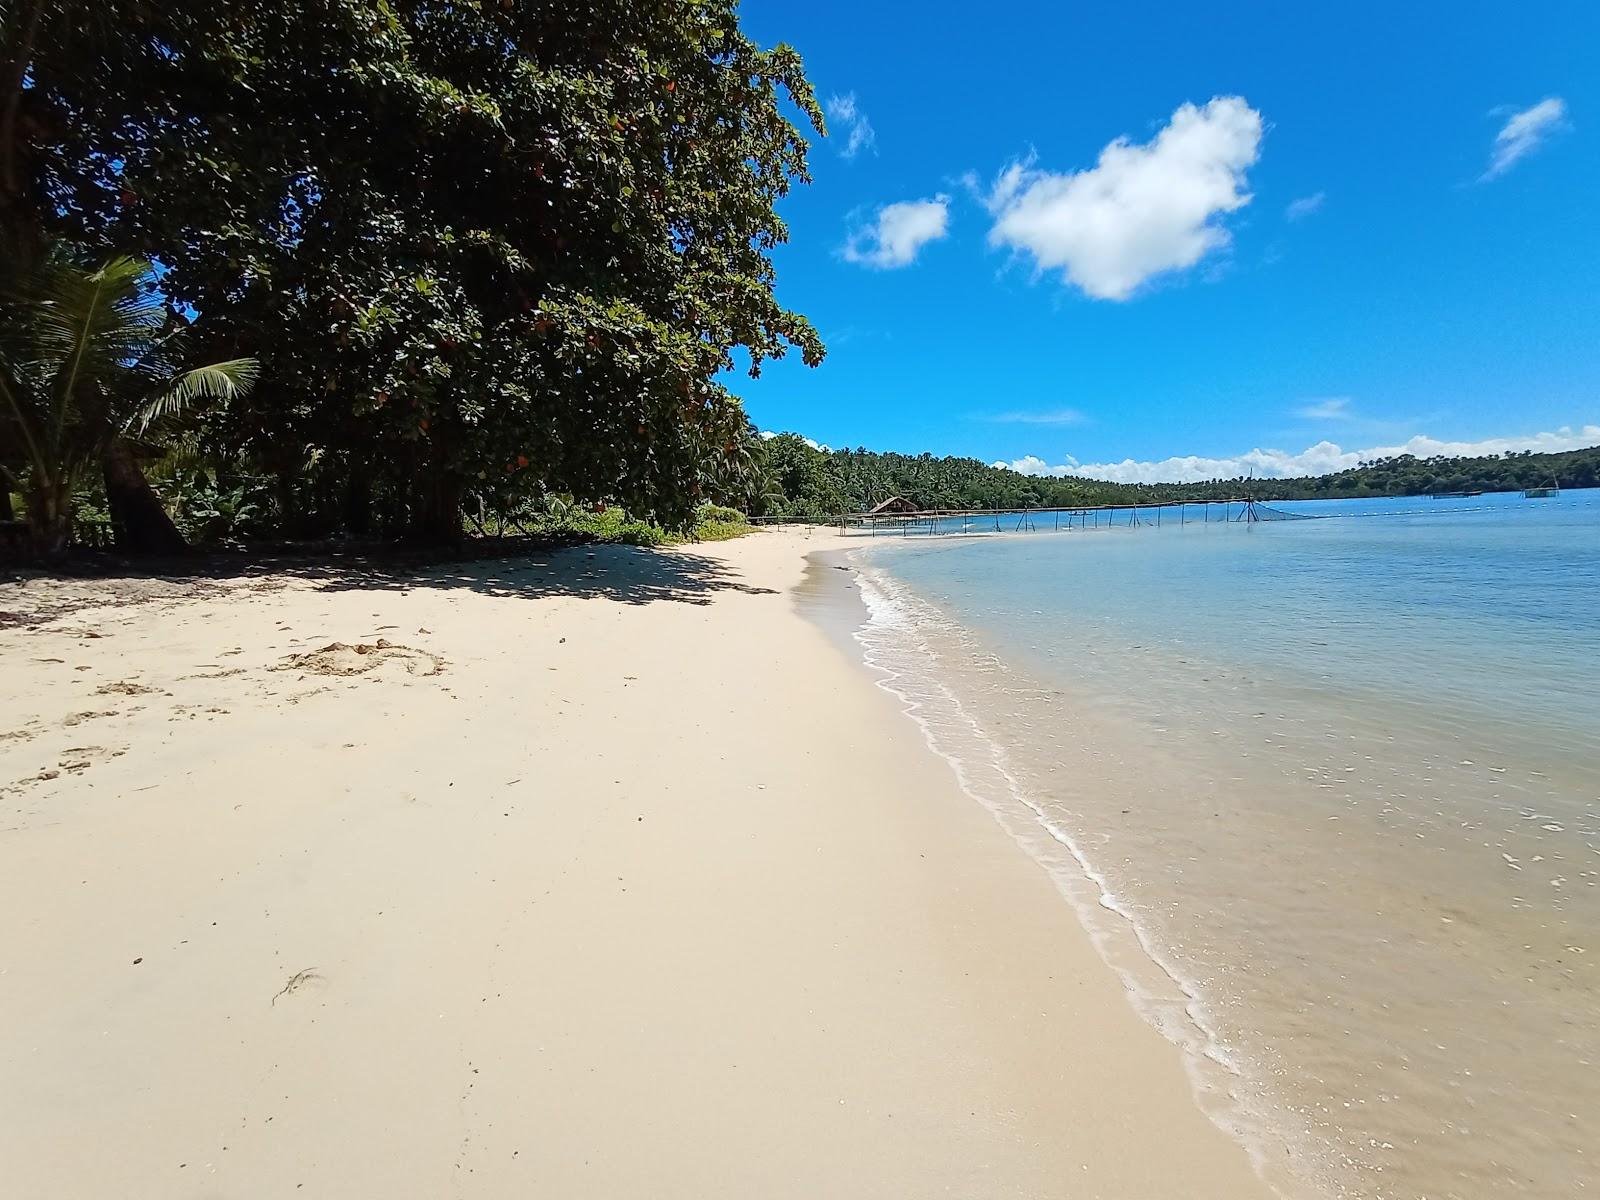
1,529,1271,1198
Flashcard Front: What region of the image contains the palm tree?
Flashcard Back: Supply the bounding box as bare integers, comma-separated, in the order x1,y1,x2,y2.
0,246,257,555
694,418,782,516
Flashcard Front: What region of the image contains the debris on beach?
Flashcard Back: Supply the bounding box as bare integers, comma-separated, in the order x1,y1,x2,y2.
271,968,321,1006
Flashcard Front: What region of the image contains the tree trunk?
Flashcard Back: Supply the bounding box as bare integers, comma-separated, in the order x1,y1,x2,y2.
25,475,71,558
103,439,189,556
408,470,463,544
273,466,301,537
0,0,52,278
341,471,372,536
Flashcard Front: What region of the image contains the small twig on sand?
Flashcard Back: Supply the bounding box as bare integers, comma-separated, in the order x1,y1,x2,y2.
271,968,319,1007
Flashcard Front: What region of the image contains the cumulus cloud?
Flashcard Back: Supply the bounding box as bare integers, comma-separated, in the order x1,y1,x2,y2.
842,196,950,269
995,454,1080,474
1483,98,1568,180
983,96,1264,301
1285,191,1325,221
825,92,877,160
996,425,1600,484
759,430,830,452
1295,396,1353,420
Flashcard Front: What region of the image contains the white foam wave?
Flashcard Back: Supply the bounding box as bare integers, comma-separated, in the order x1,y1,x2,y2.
846,553,1281,1186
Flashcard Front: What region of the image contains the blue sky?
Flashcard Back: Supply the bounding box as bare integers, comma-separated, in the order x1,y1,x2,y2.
731,0,1600,481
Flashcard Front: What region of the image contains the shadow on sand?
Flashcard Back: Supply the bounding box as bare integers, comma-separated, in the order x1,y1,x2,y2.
0,538,777,626
306,542,777,606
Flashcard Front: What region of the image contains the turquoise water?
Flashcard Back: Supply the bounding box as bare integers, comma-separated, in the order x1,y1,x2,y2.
852,489,1600,1199
885,492,1600,744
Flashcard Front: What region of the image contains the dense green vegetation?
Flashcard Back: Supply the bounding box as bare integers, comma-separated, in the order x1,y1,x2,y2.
1,249,261,554
1,0,820,556
752,435,1600,517
1233,446,1598,501
469,500,751,547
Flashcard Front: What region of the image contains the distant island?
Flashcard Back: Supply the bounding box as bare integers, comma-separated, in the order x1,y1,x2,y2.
757,435,1599,518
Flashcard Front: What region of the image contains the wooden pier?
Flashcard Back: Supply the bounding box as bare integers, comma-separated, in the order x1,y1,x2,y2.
830,497,1286,537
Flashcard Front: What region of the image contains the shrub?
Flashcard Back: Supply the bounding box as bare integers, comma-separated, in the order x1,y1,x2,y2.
695,503,745,525
614,520,667,547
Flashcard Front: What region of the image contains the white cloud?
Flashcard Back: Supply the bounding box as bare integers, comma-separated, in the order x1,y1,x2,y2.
994,453,1079,473
983,96,1264,301
981,408,1088,426
1295,396,1353,420
759,430,831,452
1483,97,1568,180
1285,191,1325,221
997,425,1600,484
826,92,877,160
842,196,950,269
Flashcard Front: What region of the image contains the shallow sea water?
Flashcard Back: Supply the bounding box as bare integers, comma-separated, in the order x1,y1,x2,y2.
846,491,1600,1200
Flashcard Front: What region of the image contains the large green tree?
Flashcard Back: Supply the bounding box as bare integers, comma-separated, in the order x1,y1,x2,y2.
4,0,824,542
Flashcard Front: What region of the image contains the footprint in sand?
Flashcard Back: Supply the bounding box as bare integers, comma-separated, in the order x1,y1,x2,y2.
57,745,126,773
6,743,127,789
62,710,122,727
95,680,159,696
271,639,445,679
168,704,232,721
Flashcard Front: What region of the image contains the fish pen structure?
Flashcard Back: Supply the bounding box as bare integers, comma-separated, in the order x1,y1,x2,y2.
835,497,1312,537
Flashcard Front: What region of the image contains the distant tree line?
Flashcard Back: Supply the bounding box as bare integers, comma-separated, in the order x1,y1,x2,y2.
751,436,1600,517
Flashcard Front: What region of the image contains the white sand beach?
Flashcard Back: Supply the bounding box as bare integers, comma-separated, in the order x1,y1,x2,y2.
0,529,1271,1198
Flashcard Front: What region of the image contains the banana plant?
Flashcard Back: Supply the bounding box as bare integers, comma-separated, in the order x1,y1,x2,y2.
0,245,257,555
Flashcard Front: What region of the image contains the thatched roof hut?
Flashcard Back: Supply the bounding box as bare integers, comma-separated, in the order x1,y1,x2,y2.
866,495,918,515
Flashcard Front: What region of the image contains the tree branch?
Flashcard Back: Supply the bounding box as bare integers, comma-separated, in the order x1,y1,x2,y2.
0,0,51,199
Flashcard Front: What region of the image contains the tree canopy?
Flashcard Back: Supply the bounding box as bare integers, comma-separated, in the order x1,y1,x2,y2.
2,0,825,547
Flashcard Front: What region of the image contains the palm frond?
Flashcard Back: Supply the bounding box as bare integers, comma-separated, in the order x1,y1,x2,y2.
30,253,165,451
32,254,162,364
132,357,260,433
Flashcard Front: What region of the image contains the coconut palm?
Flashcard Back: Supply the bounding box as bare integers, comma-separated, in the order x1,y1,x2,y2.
0,245,257,555
691,417,778,515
